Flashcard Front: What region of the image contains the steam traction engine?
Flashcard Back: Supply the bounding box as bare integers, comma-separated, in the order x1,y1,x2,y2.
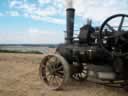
39,8,128,90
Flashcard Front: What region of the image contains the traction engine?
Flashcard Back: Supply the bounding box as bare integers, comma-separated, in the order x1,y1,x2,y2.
39,7,128,91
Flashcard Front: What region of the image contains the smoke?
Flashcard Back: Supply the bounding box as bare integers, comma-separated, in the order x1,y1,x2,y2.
64,0,73,8
60,0,128,25
72,0,128,24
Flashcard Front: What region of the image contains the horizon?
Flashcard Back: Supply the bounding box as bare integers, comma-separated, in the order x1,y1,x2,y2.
0,0,128,44
0,43,58,45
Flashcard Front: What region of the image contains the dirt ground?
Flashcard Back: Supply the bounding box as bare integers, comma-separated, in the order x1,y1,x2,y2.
0,53,128,96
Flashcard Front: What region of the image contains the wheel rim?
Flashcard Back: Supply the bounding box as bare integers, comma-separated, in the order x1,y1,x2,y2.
39,54,70,90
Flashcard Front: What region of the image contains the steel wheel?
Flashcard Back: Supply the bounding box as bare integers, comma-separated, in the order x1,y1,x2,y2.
72,63,88,81
39,54,70,90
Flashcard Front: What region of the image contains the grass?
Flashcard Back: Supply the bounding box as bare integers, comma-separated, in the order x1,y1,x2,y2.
0,50,43,54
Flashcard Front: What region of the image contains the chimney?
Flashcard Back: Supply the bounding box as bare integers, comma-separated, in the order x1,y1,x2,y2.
65,8,75,44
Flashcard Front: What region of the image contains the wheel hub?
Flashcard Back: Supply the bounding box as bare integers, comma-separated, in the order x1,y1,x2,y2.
47,64,56,75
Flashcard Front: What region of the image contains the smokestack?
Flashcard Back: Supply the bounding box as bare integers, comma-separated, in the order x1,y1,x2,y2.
65,8,75,44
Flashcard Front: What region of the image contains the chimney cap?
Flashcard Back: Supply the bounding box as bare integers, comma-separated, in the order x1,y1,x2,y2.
66,8,75,11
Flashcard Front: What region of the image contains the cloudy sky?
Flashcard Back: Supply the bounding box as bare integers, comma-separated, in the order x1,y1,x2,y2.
0,0,128,44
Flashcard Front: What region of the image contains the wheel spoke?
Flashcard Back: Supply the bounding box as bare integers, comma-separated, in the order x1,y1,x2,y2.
52,57,60,70
83,66,87,69
56,76,63,82
58,70,64,74
55,57,60,65
56,66,63,71
106,23,116,32
47,62,56,71
76,74,79,79
82,70,87,74
55,76,63,87
51,75,57,85
81,72,86,77
56,72,64,78
118,16,124,32
73,74,77,79
47,57,56,65
79,73,81,76
46,71,51,77
46,74,52,81
54,77,60,86
46,64,51,71
48,75,54,84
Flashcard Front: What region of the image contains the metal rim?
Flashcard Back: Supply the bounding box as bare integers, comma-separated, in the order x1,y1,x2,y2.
39,54,70,90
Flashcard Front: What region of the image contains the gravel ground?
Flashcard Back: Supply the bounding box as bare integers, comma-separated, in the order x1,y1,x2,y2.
0,53,128,96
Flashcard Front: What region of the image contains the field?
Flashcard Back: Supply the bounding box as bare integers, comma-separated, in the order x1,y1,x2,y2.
0,53,128,96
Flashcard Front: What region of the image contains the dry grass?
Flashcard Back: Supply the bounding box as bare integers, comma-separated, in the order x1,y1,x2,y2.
0,53,128,96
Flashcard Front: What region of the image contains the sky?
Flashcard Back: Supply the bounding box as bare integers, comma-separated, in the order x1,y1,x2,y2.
0,0,128,44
